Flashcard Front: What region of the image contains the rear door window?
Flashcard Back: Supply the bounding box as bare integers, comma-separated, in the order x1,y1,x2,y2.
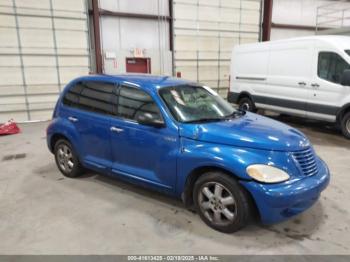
318,52,350,84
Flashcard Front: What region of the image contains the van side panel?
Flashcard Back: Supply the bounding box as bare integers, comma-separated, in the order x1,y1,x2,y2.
262,41,313,117
230,40,313,118
229,45,268,103
230,36,350,123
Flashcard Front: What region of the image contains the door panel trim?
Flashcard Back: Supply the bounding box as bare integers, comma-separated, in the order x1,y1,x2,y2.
257,103,336,121
255,94,339,115
229,92,340,116
236,76,267,81
256,103,306,117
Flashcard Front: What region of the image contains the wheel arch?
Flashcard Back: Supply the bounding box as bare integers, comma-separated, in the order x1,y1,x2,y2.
49,133,70,153
181,166,253,207
336,103,350,124
237,91,254,103
228,91,254,104
49,130,80,155
49,132,85,167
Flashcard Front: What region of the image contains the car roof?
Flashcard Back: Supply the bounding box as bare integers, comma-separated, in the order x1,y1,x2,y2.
73,74,193,91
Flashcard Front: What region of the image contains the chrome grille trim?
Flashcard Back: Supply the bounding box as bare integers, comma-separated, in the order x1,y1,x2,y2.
292,147,318,176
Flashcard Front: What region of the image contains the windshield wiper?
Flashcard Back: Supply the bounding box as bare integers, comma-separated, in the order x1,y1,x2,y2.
224,110,245,119
185,117,224,123
185,110,245,124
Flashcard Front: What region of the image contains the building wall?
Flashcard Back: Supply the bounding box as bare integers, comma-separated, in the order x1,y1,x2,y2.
174,0,262,97
316,0,350,36
270,0,334,40
0,0,90,122
0,0,263,121
97,0,172,76
96,0,262,98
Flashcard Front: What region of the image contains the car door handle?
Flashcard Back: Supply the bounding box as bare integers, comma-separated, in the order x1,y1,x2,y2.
298,81,306,86
311,83,320,88
68,116,78,122
110,126,124,133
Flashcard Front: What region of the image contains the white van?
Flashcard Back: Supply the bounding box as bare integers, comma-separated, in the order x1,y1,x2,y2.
228,35,350,139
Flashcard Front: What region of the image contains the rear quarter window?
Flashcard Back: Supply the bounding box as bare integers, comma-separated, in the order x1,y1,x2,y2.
62,81,117,115
62,83,83,108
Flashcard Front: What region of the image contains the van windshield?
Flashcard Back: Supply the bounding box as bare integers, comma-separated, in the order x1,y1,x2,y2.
159,85,241,123
346,50,350,56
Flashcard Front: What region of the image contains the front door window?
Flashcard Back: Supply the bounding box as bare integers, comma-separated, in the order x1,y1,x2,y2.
318,52,350,84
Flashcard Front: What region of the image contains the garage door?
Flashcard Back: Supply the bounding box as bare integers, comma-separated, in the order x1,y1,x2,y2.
173,0,262,97
0,0,90,122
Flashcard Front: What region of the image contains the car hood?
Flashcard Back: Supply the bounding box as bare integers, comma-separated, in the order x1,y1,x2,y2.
179,112,310,151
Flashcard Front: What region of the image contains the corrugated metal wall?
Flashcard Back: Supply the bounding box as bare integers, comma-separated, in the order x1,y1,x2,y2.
0,0,90,122
0,0,263,121
271,0,329,40
173,0,261,97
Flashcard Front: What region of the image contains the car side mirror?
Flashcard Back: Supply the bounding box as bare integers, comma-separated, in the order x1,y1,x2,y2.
340,69,350,86
136,112,165,128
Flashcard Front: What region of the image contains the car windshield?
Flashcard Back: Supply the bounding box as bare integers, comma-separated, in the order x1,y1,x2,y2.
346,50,350,57
159,84,240,123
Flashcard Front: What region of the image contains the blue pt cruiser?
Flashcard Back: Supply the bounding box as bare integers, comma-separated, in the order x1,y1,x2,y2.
47,74,330,233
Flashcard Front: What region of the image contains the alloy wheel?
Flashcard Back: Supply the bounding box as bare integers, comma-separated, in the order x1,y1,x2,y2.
57,144,74,173
198,182,237,226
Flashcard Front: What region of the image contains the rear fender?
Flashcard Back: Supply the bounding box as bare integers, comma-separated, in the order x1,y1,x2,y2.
47,118,83,160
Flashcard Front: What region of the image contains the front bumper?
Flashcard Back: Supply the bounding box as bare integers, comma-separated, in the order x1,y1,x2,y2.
240,157,330,224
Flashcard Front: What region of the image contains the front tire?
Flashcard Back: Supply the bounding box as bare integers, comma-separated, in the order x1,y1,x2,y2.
193,172,252,233
238,96,256,112
341,112,350,139
54,139,83,178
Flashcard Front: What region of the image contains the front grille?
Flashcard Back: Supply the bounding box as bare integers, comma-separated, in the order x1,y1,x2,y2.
292,147,318,176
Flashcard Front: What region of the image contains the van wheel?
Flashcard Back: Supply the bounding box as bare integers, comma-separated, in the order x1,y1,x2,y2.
54,139,83,178
341,112,350,139
193,171,252,233
238,97,256,112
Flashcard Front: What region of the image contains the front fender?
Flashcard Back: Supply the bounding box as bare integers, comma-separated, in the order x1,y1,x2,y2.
175,137,300,196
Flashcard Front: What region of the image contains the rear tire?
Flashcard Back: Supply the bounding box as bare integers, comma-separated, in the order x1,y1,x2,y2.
341,112,350,139
54,139,83,178
238,96,256,112
193,171,252,233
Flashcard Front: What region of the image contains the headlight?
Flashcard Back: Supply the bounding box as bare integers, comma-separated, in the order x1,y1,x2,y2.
246,164,290,183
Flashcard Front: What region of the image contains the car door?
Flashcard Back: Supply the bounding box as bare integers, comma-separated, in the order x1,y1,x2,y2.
109,84,179,191
61,80,117,172
307,50,350,121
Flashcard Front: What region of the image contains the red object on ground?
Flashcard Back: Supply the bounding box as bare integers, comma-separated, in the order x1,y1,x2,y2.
0,119,20,135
